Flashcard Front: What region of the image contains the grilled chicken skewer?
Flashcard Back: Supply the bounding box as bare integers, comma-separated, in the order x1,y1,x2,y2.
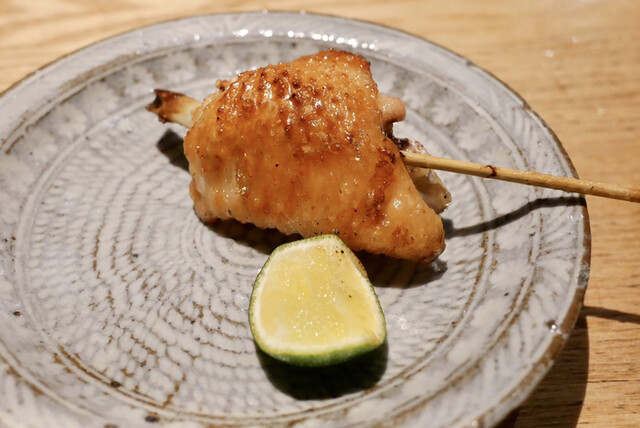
148,90,452,214
150,88,640,205
148,50,448,262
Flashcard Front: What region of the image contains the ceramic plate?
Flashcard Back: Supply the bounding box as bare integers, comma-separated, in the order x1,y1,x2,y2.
0,12,589,428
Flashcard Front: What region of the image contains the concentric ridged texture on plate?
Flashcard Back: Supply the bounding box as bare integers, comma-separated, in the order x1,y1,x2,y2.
0,12,589,428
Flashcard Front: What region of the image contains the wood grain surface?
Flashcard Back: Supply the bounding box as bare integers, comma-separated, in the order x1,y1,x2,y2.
2,1,639,426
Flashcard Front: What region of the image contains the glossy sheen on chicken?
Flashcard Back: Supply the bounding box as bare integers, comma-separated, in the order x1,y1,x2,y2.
184,50,445,262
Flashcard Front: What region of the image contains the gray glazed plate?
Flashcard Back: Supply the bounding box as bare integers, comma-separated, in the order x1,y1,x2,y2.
0,12,589,428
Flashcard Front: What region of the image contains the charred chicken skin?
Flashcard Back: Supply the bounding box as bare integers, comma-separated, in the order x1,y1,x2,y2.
148,50,447,263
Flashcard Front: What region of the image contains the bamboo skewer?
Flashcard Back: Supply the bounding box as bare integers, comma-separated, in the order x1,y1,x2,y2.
147,89,640,203
400,150,640,203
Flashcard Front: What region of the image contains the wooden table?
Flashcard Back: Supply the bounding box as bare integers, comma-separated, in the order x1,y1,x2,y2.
2,1,639,426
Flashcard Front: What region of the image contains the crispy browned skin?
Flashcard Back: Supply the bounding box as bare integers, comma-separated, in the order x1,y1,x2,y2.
184,50,445,262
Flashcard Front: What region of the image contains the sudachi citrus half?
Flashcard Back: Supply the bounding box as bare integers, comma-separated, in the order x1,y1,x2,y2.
249,235,386,366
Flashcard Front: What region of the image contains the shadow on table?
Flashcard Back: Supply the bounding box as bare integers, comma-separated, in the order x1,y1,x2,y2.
499,305,640,427
497,312,589,428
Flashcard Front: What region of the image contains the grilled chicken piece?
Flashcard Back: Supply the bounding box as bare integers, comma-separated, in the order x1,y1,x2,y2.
148,50,447,262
